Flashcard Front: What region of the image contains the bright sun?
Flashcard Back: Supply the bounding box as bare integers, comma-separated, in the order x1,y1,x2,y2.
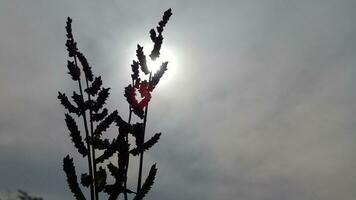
129,41,178,88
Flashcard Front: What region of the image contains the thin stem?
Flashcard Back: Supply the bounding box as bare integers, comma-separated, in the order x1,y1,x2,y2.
85,78,98,200
74,56,95,200
123,80,134,200
137,72,152,193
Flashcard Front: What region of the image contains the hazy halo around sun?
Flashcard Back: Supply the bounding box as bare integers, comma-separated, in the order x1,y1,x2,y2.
126,40,178,88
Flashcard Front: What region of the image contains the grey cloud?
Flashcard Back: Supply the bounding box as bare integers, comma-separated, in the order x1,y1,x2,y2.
0,0,355,200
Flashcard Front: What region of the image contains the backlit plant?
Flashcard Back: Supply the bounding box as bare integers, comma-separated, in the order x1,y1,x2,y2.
58,9,172,200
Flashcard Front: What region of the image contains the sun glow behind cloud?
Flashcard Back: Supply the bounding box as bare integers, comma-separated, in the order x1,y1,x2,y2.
124,40,179,89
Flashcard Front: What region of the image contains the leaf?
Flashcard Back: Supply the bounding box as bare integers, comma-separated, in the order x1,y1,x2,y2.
151,62,168,87
158,8,172,34
93,87,110,112
138,80,152,98
104,183,124,200
72,91,85,112
115,114,132,133
93,110,118,136
63,155,86,200
58,92,80,115
107,162,119,177
149,34,162,61
104,162,136,199
136,45,149,74
137,80,152,109
96,139,119,164
65,17,73,41
80,173,91,188
124,85,144,119
131,60,140,83
92,108,108,122
96,126,129,164
65,114,87,157
85,76,102,96
67,60,80,81
87,136,110,150
132,123,144,147
149,8,172,60
133,164,157,200
76,51,94,82
130,133,161,156
65,17,78,57
96,167,107,192
107,190,120,200
149,29,156,42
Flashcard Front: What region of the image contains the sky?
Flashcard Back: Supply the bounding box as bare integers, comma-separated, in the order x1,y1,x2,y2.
0,0,356,199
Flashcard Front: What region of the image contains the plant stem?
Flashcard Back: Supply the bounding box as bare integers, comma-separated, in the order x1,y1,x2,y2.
123,80,134,200
74,56,95,200
136,72,152,193
85,78,98,200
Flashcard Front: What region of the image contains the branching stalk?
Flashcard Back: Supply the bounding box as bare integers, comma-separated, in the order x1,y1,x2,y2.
74,56,95,200
85,78,98,200
137,72,152,192
123,79,134,200
61,9,172,200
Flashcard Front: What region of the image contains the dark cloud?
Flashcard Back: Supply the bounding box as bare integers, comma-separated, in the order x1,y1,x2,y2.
0,0,355,200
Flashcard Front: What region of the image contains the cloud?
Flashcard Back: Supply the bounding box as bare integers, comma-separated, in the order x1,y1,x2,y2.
0,0,355,200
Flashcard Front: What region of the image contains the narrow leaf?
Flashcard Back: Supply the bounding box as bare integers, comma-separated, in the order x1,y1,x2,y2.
107,162,119,177
131,60,140,83
104,183,123,200
92,108,108,122
93,110,118,136
149,29,157,42
65,114,87,157
115,114,132,133
67,60,80,81
87,136,110,150
136,45,149,74
72,91,85,112
130,133,161,156
133,164,157,200
65,17,78,57
124,85,144,119
85,76,102,96
80,173,91,188
149,8,172,60
93,87,110,112
63,155,86,200
151,62,168,87
58,92,80,115
157,8,172,34
96,139,119,164
76,51,94,82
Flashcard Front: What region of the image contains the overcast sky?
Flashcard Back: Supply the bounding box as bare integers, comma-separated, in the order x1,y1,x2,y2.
0,0,356,200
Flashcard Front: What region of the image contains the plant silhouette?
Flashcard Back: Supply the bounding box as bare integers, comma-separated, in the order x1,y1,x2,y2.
58,9,172,200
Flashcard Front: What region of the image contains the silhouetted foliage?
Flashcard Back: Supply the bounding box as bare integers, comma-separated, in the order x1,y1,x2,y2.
65,114,87,157
149,8,172,60
63,155,86,200
130,133,161,156
132,164,157,200
58,8,172,200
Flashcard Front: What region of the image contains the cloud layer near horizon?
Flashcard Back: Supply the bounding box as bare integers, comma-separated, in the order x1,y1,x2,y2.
0,1,355,199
